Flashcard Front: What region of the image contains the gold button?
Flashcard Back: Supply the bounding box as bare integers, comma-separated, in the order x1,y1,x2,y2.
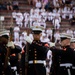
35,57,37,59
35,54,37,56
34,51,37,53
2,71,4,73
59,62,60,64
34,48,36,50
33,60,37,64
29,50,31,51
38,41,39,42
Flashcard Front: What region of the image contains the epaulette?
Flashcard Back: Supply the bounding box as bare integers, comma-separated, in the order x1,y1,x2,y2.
44,43,50,47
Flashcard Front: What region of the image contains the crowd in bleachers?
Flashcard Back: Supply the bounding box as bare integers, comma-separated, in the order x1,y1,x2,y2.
0,0,19,10
0,0,75,75
10,0,75,48
0,0,75,47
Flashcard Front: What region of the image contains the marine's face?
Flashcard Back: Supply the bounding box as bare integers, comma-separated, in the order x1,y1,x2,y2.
70,43,75,49
61,39,70,46
33,33,42,41
0,36,9,45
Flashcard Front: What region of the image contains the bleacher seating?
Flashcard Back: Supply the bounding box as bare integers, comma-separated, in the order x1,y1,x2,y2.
0,0,75,34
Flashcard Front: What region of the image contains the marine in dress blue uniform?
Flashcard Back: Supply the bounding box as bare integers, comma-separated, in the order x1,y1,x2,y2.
57,33,74,75
70,38,75,75
50,33,74,75
9,44,22,75
24,25,52,75
0,29,13,75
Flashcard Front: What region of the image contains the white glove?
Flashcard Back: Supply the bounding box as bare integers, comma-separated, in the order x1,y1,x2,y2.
24,36,33,44
48,42,55,47
6,41,15,49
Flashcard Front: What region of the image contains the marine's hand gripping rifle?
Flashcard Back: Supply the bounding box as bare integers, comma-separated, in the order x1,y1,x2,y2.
4,27,13,70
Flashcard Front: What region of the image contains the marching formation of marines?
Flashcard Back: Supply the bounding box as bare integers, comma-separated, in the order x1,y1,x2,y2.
0,25,75,75
0,29,21,75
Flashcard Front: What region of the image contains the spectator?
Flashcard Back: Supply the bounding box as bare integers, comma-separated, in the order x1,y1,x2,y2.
54,30,60,43
15,10,23,27
46,28,53,40
58,0,63,6
45,0,51,10
57,6,63,13
62,5,71,19
30,8,34,15
73,5,75,13
13,0,19,10
66,28,74,37
34,7,40,15
47,11,54,21
62,0,66,4
13,24,20,41
52,13,61,29
14,38,21,47
29,9,36,26
71,15,75,26
35,0,42,9
6,1,13,10
69,7,73,20
65,0,71,5
72,0,75,6
23,12,29,27
12,10,17,19
42,0,48,9
53,7,58,13
32,0,38,6
22,30,27,39
41,33,50,42
53,0,59,7
40,6,46,13
2,1,7,10
28,0,32,5
40,18,46,29
29,33,34,41
19,33,25,48
0,2,3,10
0,1,7,10
41,10,48,21
73,30,75,38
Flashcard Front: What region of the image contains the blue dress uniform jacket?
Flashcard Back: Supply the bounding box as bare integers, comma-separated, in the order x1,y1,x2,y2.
50,47,60,75
0,44,6,75
50,46,74,75
72,49,75,75
27,40,50,75
9,45,22,75
57,46,73,75
0,44,13,75
9,45,22,66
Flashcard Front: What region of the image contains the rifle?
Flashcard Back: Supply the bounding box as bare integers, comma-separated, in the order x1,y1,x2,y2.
4,27,13,70
25,42,29,75
25,25,31,75
52,28,55,42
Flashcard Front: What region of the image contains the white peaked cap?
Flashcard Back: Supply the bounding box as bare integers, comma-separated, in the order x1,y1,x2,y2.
48,42,55,47
0,29,10,36
60,33,72,39
31,25,45,32
70,38,75,43
6,41,15,48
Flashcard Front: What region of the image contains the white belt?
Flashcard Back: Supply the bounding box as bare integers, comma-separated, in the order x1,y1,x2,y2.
60,63,72,75
2,63,4,65
72,67,75,69
29,60,45,64
60,63,72,68
11,66,18,75
11,66,17,71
